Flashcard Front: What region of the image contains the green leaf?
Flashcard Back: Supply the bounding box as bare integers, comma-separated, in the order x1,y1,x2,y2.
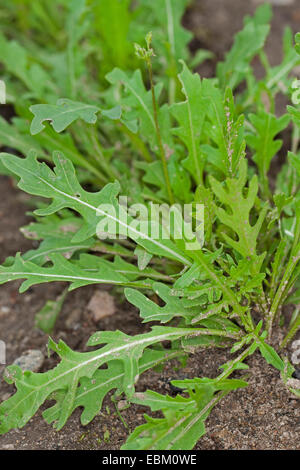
12,117,106,180
171,376,248,392
134,246,152,270
201,84,245,177
0,32,54,99
123,376,247,450
0,326,217,434
0,117,43,158
0,253,130,292
285,288,300,305
246,111,290,193
136,160,167,200
288,151,300,178
21,216,83,241
287,106,300,131
217,4,271,90
171,61,207,184
35,288,68,334
77,253,170,283
125,284,241,343
30,99,102,134
123,407,207,450
43,348,181,427
65,0,90,99
265,27,300,92
195,186,214,243
0,151,191,265
106,68,173,154
22,235,94,266
125,283,198,323
91,0,135,80
139,0,192,65
131,389,197,412
295,32,300,57
168,153,192,203
258,340,284,371
209,160,267,263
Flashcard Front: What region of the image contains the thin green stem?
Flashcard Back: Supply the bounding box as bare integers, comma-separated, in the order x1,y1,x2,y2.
280,307,300,350
217,343,257,381
118,122,153,163
292,125,300,154
291,216,300,258
111,395,129,430
146,57,174,205
191,251,252,332
267,245,300,339
168,76,176,106
88,126,120,181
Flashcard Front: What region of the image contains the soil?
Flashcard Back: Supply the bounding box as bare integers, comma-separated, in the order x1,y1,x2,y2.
1,0,300,451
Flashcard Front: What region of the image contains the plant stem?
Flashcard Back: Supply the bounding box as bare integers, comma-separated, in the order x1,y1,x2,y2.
280,307,300,349
88,126,120,181
291,214,300,258
267,245,300,339
261,172,272,201
217,343,257,381
292,125,300,154
191,251,253,332
111,395,129,430
146,56,174,205
118,122,153,163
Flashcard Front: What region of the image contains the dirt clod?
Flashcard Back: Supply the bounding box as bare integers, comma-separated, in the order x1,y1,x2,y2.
86,290,116,322
13,349,44,372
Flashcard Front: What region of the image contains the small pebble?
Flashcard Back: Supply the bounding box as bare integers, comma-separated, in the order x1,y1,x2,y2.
117,400,128,411
86,291,116,322
0,306,10,314
65,308,82,329
1,444,14,450
1,392,11,401
292,368,300,380
13,349,44,372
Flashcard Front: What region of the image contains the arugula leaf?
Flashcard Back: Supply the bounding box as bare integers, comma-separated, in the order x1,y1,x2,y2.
246,111,290,195
21,235,94,266
257,339,285,372
106,68,173,153
0,151,191,265
35,288,68,334
125,283,198,324
0,116,42,157
288,151,300,178
123,377,247,450
0,253,130,292
125,283,241,340
217,4,271,90
43,348,182,428
209,160,267,266
21,215,83,241
0,326,223,434
139,0,192,65
77,253,170,283
30,99,118,135
0,32,55,100
295,31,300,56
265,27,300,92
65,0,89,99
201,84,245,177
91,0,136,80
171,61,207,184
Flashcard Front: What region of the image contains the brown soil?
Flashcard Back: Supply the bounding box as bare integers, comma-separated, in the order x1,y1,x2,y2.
1,0,300,451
